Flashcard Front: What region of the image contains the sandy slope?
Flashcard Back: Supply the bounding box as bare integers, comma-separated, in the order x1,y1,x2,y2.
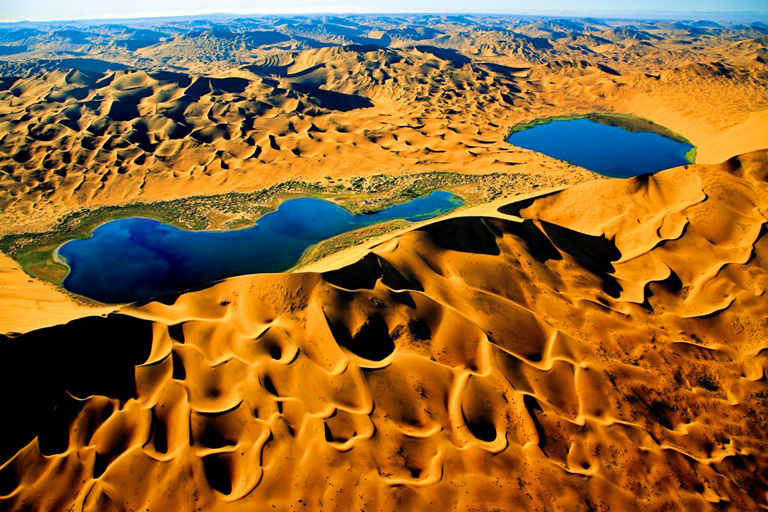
0,253,113,334
1,20,766,234
2,151,767,511
0,50,590,234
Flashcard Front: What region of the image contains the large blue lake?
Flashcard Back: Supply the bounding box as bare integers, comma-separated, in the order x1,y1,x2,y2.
58,191,463,303
507,118,694,177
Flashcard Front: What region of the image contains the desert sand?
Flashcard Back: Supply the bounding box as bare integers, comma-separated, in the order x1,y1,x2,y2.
1,17,767,236
0,15,766,331
1,151,767,510
1,13,768,511
0,252,113,334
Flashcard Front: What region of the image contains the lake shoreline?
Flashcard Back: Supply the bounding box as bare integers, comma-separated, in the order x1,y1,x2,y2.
507,112,697,164
507,114,696,177
0,171,523,291
57,192,464,304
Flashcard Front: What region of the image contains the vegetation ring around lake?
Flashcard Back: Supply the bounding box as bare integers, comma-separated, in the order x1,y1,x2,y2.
56,191,464,304
507,112,696,177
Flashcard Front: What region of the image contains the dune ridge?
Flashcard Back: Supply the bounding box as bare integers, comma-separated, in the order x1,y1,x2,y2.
2,151,767,510
1,17,767,235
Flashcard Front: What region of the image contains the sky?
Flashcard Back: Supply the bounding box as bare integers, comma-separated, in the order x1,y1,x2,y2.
1,0,766,23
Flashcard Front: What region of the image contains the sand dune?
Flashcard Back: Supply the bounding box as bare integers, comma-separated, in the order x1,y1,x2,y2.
1,151,767,510
0,48,591,234
1,15,767,510
1,17,766,234
0,253,113,334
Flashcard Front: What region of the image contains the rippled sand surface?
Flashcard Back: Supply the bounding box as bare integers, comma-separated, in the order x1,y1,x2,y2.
2,152,767,510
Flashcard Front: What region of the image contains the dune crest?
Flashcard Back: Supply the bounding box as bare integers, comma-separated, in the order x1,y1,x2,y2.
2,152,767,510
2,16,767,234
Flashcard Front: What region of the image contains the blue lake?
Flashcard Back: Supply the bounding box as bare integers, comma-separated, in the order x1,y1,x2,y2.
507,118,694,177
58,191,463,303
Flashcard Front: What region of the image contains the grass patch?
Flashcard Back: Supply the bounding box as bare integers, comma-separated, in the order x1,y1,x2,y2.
294,220,411,269
685,146,697,164
506,114,585,136
0,181,323,287
17,243,70,284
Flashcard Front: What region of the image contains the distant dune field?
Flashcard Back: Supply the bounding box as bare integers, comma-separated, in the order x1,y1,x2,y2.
0,16,766,235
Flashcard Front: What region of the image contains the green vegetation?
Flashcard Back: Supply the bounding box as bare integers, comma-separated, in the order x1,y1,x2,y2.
1,171,530,289
506,114,585,137
293,219,410,269
10,111,692,294
507,112,695,148
0,180,321,288
17,243,70,284
685,146,697,164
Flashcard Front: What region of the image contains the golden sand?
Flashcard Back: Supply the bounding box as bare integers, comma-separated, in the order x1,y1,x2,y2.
0,253,114,335
2,152,767,510
1,34,766,236
1,16,768,510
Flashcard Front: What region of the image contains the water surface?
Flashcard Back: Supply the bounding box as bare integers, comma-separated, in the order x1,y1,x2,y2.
507,117,693,177
58,191,463,303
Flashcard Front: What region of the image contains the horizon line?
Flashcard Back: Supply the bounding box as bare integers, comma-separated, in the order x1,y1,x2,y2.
2,8,767,25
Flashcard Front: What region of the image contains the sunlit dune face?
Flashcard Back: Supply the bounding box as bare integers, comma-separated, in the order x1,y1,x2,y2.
2,15,767,237
1,14,768,511
2,152,768,510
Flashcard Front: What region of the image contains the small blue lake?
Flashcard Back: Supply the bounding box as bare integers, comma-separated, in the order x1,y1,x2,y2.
507,117,694,177
58,191,463,303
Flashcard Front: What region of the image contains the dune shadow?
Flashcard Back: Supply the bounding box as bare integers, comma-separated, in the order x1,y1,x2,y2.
504,219,563,263
243,30,291,47
324,312,395,362
497,190,561,218
414,45,471,65
291,82,373,111
323,253,382,290
0,314,153,464
186,77,250,99
56,58,131,73
418,217,500,255
540,220,622,297
479,62,530,76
